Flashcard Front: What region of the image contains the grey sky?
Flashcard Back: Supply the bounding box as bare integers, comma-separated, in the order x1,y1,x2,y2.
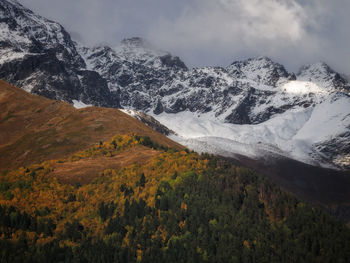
18,0,350,75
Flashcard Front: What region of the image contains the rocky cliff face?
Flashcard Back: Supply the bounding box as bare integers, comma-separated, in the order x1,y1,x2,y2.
78,37,187,111
82,42,349,127
0,0,120,107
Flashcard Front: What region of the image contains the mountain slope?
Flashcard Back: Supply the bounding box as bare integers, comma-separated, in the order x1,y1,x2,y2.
78,37,187,110
152,90,350,169
0,0,119,107
0,80,182,171
225,152,350,224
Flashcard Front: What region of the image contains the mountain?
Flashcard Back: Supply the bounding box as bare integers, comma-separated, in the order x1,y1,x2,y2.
114,54,350,170
1,0,350,170
78,37,187,111
3,76,349,223
0,3,350,261
77,36,350,170
0,80,182,171
0,0,119,107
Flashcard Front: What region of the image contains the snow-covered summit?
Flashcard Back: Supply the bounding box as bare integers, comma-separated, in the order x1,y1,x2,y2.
78,37,188,94
120,37,153,49
228,56,293,87
81,37,188,71
297,62,350,92
115,37,167,63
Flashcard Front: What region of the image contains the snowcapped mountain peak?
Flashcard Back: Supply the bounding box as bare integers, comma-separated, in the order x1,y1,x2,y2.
298,62,350,92
77,45,117,72
120,37,152,49
115,37,166,59
1,0,22,8
227,56,292,87
229,56,283,69
298,62,335,80
101,37,187,71
244,56,275,64
1,0,26,11
78,36,188,95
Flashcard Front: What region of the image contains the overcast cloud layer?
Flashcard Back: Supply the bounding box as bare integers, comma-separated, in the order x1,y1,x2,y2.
19,0,350,74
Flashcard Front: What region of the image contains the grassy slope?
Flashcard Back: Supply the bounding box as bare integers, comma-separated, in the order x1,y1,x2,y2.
51,145,159,185
0,81,183,171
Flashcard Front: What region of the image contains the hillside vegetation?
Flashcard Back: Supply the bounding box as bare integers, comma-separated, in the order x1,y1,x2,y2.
0,134,349,262
0,81,182,171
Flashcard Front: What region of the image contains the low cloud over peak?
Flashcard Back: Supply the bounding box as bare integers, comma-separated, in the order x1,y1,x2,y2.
18,0,350,74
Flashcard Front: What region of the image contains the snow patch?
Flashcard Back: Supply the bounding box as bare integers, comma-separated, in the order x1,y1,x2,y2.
282,81,326,95
0,49,28,64
72,100,92,109
120,109,139,117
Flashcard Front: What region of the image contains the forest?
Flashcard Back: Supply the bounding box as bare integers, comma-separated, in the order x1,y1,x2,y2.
0,134,349,262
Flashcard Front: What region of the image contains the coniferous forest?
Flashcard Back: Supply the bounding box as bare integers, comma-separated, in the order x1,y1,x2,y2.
0,135,349,262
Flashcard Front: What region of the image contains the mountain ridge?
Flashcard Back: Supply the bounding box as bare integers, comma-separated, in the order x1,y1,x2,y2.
0,80,183,171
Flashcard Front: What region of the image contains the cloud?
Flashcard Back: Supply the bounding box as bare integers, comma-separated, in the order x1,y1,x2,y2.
19,0,188,45
20,0,123,45
17,0,350,74
147,0,328,69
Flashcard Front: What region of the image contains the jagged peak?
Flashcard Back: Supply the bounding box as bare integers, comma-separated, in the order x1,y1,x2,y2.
298,62,334,76
0,0,76,52
112,37,188,70
1,0,25,9
90,45,115,54
248,56,274,63
0,0,52,24
114,37,166,58
120,37,152,49
297,62,345,83
297,62,350,93
227,56,291,86
230,56,284,68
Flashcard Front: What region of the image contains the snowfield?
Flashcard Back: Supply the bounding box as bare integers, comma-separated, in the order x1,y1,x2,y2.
150,89,350,169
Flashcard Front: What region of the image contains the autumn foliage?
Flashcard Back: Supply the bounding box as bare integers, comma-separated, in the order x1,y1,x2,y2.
0,134,349,262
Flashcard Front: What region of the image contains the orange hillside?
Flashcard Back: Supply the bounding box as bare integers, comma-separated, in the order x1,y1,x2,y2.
0,80,183,170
